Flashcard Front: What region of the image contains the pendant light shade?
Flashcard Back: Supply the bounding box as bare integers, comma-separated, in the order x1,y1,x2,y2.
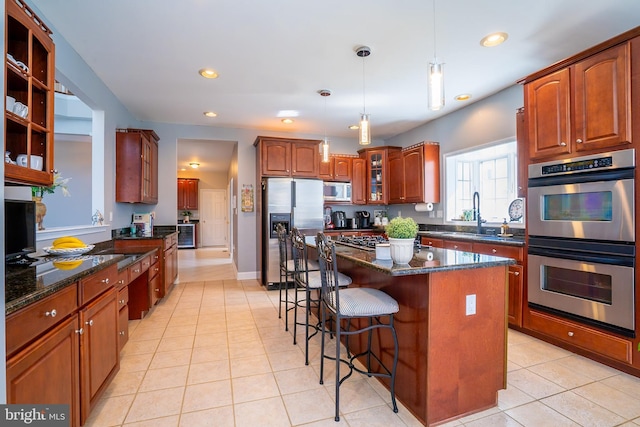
356,46,372,145
428,0,445,111
428,61,444,111
319,89,331,162
359,113,371,145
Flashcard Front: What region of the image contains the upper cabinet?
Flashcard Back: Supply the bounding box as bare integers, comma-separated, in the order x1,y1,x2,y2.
254,136,320,177
318,154,356,182
516,107,528,199
116,128,159,204
4,0,55,186
177,178,199,210
521,30,637,162
351,158,367,205
358,146,401,205
389,142,440,204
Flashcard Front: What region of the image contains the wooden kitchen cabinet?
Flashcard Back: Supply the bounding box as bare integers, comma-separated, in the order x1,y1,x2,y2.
6,315,81,427
442,239,473,252
389,142,440,204
4,0,56,186
358,146,401,205
318,154,355,181
177,178,199,210
516,107,528,198
116,128,160,204
117,285,129,352
524,40,632,161
351,158,367,205
254,136,321,177
420,236,443,248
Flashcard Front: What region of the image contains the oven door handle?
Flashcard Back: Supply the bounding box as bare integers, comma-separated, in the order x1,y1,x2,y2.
528,167,634,188
528,246,634,267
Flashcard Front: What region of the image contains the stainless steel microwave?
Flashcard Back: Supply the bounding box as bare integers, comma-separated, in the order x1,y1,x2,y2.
323,182,351,202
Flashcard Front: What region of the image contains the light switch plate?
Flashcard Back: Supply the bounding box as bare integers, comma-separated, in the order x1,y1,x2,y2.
466,294,476,315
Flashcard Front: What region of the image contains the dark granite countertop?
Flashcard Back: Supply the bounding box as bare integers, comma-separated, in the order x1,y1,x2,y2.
306,237,515,276
5,254,123,315
5,246,160,316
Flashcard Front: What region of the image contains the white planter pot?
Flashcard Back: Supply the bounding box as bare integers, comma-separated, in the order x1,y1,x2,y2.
388,237,415,264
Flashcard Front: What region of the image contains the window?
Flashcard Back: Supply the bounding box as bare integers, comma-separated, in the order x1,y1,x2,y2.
444,139,519,224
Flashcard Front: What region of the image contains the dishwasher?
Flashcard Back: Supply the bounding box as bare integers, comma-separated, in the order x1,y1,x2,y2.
177,223,196,248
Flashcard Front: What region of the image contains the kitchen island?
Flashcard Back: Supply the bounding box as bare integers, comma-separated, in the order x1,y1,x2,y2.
307,239,515,426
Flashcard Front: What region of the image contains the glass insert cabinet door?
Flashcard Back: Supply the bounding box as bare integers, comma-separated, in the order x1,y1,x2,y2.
369,152,383,202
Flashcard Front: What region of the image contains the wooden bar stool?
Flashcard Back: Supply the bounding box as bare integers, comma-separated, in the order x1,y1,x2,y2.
315,232,399,422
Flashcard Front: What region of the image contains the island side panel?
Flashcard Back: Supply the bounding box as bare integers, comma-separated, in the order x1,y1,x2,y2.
427,266,507,425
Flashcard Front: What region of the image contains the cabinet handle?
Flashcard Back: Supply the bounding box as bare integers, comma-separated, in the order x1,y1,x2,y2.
155,267,160,272
133,268,140,273
75,328,84,335
576,139,583,144
86,319,94,326
119,331,126,336
155,255,159,260
118,279,124,285
454,245,459,249
102,278,110,284
119,299,126,304
45,309,57,318
560,141,567,146
492,249,497,253
155,288,160,292
567,331,574,337
508,271,520,276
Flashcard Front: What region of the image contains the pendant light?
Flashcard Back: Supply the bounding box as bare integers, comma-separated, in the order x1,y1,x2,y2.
356,46,371,145
319,89,331,163
428,0,445,111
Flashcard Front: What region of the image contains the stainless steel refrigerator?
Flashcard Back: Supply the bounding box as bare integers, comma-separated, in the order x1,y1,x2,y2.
261,177,324,287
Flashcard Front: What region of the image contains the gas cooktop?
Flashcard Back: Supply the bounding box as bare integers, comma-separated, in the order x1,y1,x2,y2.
335,235,388,251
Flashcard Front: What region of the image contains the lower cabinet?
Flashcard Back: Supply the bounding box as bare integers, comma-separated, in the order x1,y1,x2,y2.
79,288,119,424
6,316,81,427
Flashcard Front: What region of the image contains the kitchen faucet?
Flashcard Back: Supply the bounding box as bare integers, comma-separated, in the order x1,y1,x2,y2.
472,191,482,234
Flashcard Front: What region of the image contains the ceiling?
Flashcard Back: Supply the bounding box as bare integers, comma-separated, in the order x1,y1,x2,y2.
32,0,640,172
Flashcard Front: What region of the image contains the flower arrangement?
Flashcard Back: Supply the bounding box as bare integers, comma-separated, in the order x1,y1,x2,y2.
31,172,71,199
385,216,419,239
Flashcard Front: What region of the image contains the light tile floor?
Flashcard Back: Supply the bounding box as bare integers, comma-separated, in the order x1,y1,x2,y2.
84,247,640,426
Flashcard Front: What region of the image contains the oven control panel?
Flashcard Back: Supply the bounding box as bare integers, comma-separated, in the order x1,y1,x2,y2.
541,155,613,175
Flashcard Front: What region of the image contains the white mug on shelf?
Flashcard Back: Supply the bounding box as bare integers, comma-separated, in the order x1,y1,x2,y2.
16,154,43,170
13,102,28,118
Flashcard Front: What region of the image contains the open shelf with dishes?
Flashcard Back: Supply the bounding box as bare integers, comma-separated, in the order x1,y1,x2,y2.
4,0,55,186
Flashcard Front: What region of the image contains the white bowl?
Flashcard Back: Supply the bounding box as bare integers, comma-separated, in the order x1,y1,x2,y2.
43,245,95,257
6,96,15,111
16,154,43,170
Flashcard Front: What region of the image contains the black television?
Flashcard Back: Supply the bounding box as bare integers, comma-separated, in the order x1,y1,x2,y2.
5,199,37,263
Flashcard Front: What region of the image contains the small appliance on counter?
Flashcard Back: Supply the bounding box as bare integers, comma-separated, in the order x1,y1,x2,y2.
132,212,154,236
355,211,371,229
331,211,346,229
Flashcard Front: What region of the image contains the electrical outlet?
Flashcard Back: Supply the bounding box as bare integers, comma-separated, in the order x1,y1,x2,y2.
466,294,476,315
436,210,443,218
109,211,113,222
429,211,435,218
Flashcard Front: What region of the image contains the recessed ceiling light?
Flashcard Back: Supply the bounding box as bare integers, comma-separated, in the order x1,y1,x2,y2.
348,124,359,130
281,118,294,124
454,94,472,101
480,32,508,47
203,111,217,117
189,162,200,169
198,68,219,79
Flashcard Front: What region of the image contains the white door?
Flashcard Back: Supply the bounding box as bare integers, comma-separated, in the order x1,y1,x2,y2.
200,189,228,246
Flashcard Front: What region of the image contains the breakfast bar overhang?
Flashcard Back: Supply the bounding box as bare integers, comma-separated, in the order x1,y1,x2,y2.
307,239,515,426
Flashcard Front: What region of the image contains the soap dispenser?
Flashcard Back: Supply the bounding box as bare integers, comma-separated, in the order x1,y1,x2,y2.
500,218,508,236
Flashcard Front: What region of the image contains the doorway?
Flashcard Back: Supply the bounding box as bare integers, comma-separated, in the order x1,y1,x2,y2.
199,189,228,247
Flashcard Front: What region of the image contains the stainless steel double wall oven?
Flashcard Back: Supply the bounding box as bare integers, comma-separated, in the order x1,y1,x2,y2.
527,149,635,336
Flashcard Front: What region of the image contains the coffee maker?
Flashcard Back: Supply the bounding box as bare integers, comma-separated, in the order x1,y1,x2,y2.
331,211,346,229
355,211,371,229
132,212,154,236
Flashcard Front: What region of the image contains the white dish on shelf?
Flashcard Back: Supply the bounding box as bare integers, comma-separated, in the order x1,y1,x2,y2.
43,245,95,257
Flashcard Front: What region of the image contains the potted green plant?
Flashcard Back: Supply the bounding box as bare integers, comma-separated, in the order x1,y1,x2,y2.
181,211,192,223
385,216,418,264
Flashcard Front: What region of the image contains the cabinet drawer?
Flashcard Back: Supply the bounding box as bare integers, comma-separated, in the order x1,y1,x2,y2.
443,239,473,251
6,283,78,357
118,305,129,352
472,242,523,262
149,260,161,280
529,310,632,364
116,269,128,290
140,255,151,272
421,237,444,248
117,286,129,310
80,264,117,305
128,261,144,281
